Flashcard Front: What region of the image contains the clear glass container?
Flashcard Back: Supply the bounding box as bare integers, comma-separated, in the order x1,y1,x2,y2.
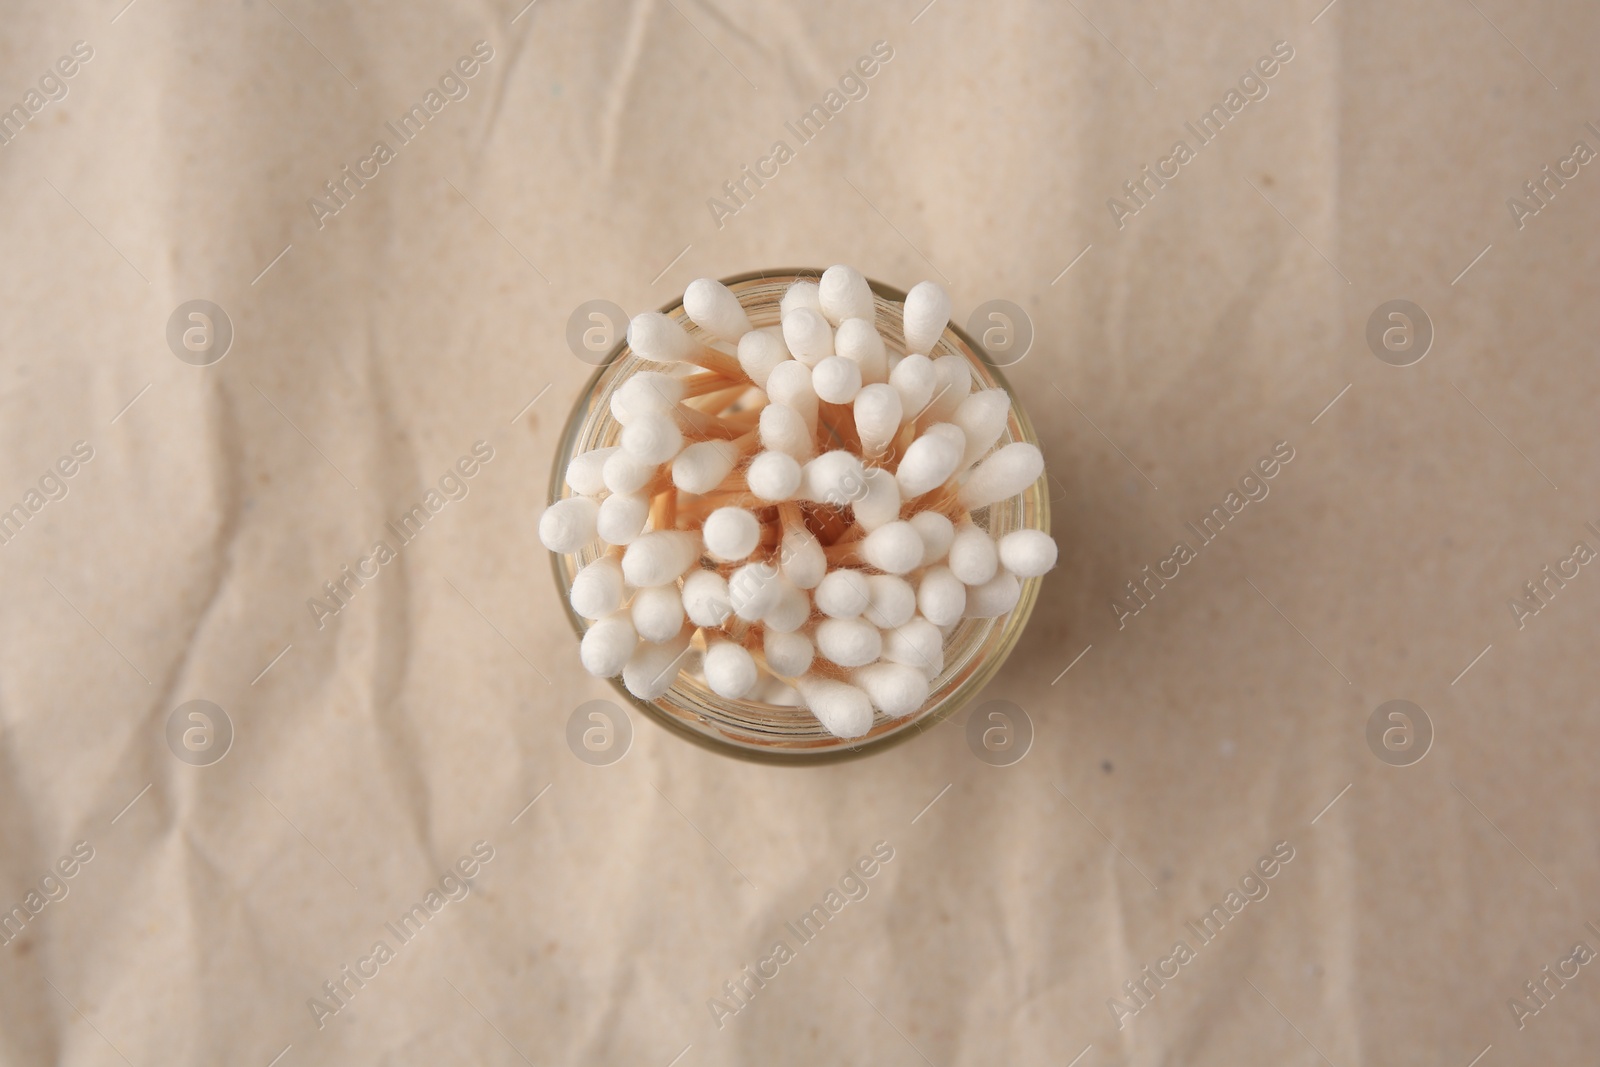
549,270,1049,764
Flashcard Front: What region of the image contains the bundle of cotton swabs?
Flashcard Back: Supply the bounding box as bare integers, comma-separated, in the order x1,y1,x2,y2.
539,265,1056,739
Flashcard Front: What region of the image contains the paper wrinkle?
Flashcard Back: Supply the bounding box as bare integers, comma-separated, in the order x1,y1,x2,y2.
599,0,657,180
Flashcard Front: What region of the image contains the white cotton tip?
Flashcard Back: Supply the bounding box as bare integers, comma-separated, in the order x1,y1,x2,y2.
627,312,695,364
895,422,966,498
621,530,701,587
999,529,1059,578
580,611,637,677
812,356,863,405
854,661,930,718
728,561,782,620
797,676,874,739
854,467,901,531
917,565,967,627
682,569,732,627
948,522,999,585
596,491,650,546
801,451,867,508
816,618,882,668
570,556,625,620
953,389,1012,469
780,524,826,590
620,411,684,464
882,617,944,678
737,328,789,389
781,280,822,319
762,578,811,633
923,354,972,423
671,439,740,495
602,449,657,495
610,371,685,423
765,360,819,429
632,583,686,643
539,496,600,553
819,264,875,325
565,447,617,496
815,568,872,619
859,521,924,575
902,280,951,356
757,404,815,464
622,625,693,699
704,640,759,699
889,352,936,419
958,442,1044,509
781,306,834,367
910,511,955,565
853,384,902,457
747,451,803,501
964,570,1021,618
835,317,888,385
863,574,916,629
761,679,804,706
683,278,753,342
703,506,761,563
764,629,814,678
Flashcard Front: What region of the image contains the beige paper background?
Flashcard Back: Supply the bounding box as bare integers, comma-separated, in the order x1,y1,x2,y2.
1,0,1597,1064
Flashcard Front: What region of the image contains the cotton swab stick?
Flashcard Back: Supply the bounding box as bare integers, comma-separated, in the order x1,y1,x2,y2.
835,317,888,384
539,496,599,553
621,530,701,587
580,610,637,677
569,556,625,620
782,306,834,367
819,264,875,325
998,529,1059,578
795,676,873,738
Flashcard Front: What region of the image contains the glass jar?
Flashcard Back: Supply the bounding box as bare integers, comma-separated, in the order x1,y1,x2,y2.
549,270,1049,764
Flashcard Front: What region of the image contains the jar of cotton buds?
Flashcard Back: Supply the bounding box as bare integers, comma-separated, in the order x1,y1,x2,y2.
542,267,1055,762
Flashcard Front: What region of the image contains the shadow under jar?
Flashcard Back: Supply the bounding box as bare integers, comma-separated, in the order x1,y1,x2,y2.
550,270,1049,764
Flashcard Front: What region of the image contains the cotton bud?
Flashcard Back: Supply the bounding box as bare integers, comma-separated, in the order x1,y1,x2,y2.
902,280,951,355
704,641,759,699
889,352,936,418
764,630,815,678
854,661,930,717
853,384,902,456
958,442,1044,509
835,317,887,384
673,439,741,494
621,530,701,587
948,522,999,585
683,278,752,341
565,446,616,496
580,611,637,677
917,565,967,627
682,569,732,627
622,625,694,699
896,423,965,498
815,569,872,619
812,356,863,405
922,354,971,424
999,529,1059,578
539,497,599,553
819,264,875,325
796,676,873,739
737,328,789,388
702,507,761,563
782,306,833,366
569,556,625,620
859,521,924,575
632,584,686,643
952,389,1011,469
596,491,650,546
